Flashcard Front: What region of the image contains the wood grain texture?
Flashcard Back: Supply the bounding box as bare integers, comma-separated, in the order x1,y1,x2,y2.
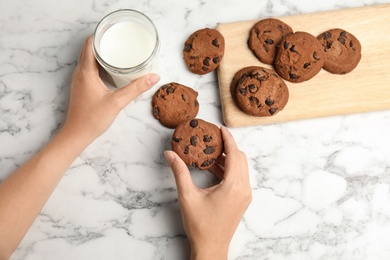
216,4,390,127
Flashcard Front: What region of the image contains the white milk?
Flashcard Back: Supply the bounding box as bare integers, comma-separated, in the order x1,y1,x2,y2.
100,21,155,68
94,12,159,88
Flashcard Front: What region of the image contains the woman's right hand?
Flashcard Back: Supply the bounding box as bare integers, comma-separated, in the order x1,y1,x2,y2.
164,126,252,260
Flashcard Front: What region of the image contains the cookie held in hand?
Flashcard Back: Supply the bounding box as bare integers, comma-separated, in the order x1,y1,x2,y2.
171,118,223,170
183,28,225,75
152,82,199,128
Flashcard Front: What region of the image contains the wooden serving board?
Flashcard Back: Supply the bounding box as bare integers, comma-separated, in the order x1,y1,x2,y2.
216,4,390,127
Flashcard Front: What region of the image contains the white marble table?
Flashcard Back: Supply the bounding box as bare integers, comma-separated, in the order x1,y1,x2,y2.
1,0,390,259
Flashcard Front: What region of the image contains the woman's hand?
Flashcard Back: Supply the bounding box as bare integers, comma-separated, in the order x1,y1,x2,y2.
164,126,252,260
63,35,160,143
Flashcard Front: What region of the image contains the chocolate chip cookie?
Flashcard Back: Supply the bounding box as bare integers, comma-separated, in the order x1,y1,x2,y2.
274,31,325,83
183,28,225,75
317,28,361,74
171,119,223,170
248,18,293,64
152,82,199,128
233,66,289,117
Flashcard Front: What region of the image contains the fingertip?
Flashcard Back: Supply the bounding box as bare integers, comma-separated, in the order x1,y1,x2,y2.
114,74,157,106
164,150,194,192
220,126,238,154
87,34,94,44
164,150,176,165
147,73,160,87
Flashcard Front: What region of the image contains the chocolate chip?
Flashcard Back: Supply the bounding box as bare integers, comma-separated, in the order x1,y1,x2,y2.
172,136,181,142
204,146,214,154
191,162,198,168
248,84,257,93
249,96,259,106
289,73,298,79
201,160,211,167
313,52,320,60
153,107,159,116
194,100,199,107
324,32,331,40
265,98,274,106
239,88,246,95
340,31,347,37
181,94,186,101
190,136,197,146
161,85,168,90
337,37,346,45
269,108,278,115
166,87,174,94
202,66,208,72
184,44,192,52
325,41,333,50
303,62,311,69
203,135,212,142
201,158,216,168
239,73,248,84
257,76,266,82
265,39,274,45
203,57,210,66
190,119,198,128
189,56,196,60
184,146,189,154
290,45,297,53
212,39,219,47
277,25,283,32
213,57,220,64
284,41,290,49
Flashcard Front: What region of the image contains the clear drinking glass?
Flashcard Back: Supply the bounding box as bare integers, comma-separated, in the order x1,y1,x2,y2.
93,9,160,88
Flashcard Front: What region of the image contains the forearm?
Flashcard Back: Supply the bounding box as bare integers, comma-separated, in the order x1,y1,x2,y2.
0,127,92,258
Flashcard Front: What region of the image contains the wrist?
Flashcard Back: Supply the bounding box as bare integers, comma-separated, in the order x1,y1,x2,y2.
190,243,229,260
57,124,96,149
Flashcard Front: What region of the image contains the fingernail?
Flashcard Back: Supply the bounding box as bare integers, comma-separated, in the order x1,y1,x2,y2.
164,150,175,164
147,74,160,86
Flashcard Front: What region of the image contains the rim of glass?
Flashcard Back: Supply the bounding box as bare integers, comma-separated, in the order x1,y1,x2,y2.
93,9,159,74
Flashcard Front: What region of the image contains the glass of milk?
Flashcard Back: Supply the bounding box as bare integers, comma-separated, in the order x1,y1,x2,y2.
93,9,160,88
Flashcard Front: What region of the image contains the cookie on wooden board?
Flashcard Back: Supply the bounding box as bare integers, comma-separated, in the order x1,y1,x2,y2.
248,18,293,64
317,28,361,74
232,66,289,117
274,31,325,83
171,118,223,170
183,28,225,75
152,82,199,128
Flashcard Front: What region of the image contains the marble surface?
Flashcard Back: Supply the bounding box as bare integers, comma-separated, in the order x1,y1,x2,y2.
1,0,390,259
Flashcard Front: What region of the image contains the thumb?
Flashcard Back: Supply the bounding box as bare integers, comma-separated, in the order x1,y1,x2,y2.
164,150,194,195
112,73,160,109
